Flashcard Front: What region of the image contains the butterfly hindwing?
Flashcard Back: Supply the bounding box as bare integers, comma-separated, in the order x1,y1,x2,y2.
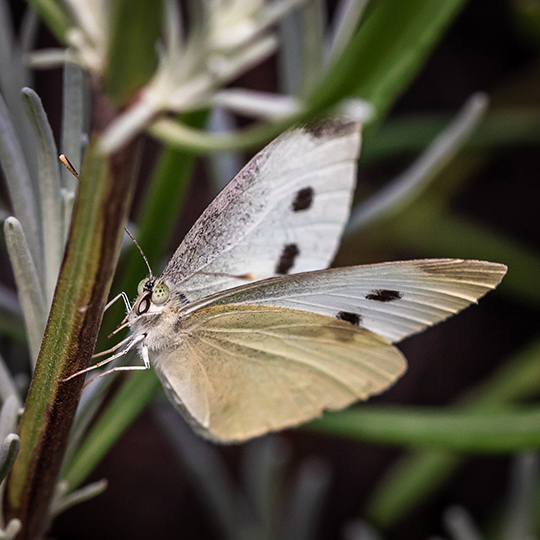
161,118,361,301
180,259,507,344
154,305,406,442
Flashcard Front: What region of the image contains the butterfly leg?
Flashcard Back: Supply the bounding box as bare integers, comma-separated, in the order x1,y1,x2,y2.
82,339,150,387
104,291,131,314
61,333,146,382
92,333,137,359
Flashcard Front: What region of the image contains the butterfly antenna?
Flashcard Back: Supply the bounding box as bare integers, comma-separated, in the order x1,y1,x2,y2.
59,154,80,179
124,228,153,278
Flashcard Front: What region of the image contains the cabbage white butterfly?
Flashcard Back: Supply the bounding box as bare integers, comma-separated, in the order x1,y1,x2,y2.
76,118,507,442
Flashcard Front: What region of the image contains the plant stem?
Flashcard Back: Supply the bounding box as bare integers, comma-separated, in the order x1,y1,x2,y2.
3,90,141,539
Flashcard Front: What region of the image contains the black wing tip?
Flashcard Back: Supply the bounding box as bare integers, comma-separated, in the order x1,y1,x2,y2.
301,116,360,139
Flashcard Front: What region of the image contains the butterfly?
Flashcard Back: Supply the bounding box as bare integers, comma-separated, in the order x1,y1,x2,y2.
83,117,507,443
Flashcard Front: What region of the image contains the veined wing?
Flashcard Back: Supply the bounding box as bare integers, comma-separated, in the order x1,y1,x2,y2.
161,118,361,301
153,305,406,442
180,259,507,344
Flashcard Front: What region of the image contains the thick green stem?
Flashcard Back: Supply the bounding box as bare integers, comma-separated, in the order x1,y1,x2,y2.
4,92,140,539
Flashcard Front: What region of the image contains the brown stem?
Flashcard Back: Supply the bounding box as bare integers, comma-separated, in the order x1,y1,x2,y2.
4,89,141,539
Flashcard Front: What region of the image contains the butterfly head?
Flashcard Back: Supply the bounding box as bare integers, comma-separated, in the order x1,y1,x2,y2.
132,277,171,319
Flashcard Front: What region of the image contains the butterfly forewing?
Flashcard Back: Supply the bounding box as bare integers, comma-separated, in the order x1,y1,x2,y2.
153,305,406,442
181,259,507,344
161,119,361,302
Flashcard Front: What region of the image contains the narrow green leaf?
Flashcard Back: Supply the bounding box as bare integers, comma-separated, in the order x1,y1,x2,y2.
325,0,369,68
308,0,467,115
0,93,42,274
22,88,64,304
366,337,540,527
104,0,162,105
0,315,28,345
26,0,70,43
150,116,293,153
63,370,159,490
311,406,540,452
299,0,325,95
366,451,461,528
4,217,47,365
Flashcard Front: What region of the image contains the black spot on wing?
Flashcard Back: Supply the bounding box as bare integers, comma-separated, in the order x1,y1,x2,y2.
365,289,403,302
292,187,314,212
276,244,300,274
302,117,358,139
336,311,361,326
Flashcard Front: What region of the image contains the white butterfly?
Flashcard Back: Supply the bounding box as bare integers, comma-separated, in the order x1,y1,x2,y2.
82,118,507,443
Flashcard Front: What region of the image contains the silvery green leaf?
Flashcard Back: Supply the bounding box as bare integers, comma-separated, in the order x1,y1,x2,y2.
502,453,538,540
50,479,108,517
254,0,307,43
61,188,76,245
298,0,325,94
20,6,39,56
281,458,331,540
0,434,20,485
278,9,302,95
209,35,278,82
4,217,47,365
0,1,15,77
22,87,64,305
212,89,300,119
0,355,21,406
208,107,243,192
241,436,288,532
325,0,370,68
24,49,79,69
0,0,37,179
163,0,183,52
153,404,238,540
347,93,489,232
61,62,84,194
0,395,19,439
443,506,482,540
0,519,22,540
0,93,42,274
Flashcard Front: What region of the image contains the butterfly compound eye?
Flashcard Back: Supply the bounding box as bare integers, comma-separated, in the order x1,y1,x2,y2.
137,279,148,295
152,283,170,305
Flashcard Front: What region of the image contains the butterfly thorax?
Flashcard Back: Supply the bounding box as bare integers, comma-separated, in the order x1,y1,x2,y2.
129,277,186,353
